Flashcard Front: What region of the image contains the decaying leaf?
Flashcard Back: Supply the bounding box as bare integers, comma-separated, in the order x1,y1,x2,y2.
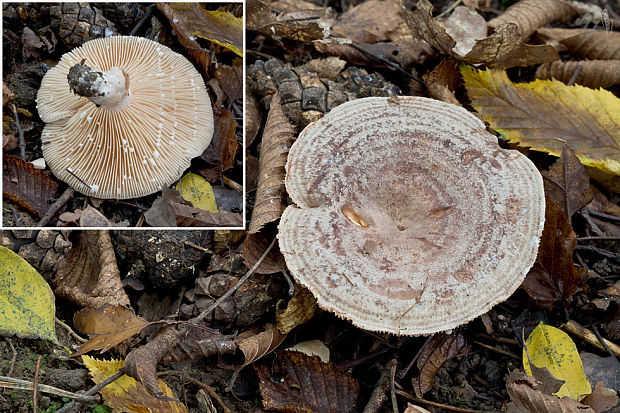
536,60,620,89
521,197,583,309
411,331,470,397
241,232,287,274
200,109,239,176
213,230,245,254
58,206,115,227
3,155,59,219
487,0,576,39
461,65,620,176
403,403,433,413
582,381,619,413
159,325,237,364
236,324,286,369
422,59,461,106
523,323,591,400
249,93,295,233
157,3,242,57
178,173,218,213
214,64,243,102
558,30,620,61
247,0,331,42
542,146,593,219
54,231,130,308
276,285,317,334
256,350,359,413
73,304,150,357
402,0,560,69
286,340,330,362
82,355,188,412
506,370,594,413
246,88,262,147
331,0,411,43
0,246,57,343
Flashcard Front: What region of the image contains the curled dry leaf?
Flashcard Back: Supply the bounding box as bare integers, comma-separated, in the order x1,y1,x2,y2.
73,304,149,357
160,325,237,364
3,155,59,219
330,0,411,43
200,109,239,175
235,324,286,370
241,232,287,274
488,0,576,39
247,0,331,42
404,403,433,413
402,0,560,69
249,93,295,234
536,28,620,60
276,285,317,334
78,205,112,227
245,87,262,147
422,59,461,106
54,231,130,308
535,60,620,89
411,331,470,397
521,198,583,309
461,66,620,176
256,350,359,413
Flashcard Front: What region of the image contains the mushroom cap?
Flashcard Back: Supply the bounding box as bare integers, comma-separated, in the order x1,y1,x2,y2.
36,36,214,199
279,97,545,335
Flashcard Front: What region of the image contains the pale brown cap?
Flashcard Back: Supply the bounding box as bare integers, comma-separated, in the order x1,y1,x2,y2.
36,36,214,199
279,96,545,335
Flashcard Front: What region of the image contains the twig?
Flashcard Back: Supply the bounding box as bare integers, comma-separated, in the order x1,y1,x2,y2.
6,339,17,377
158,371,233,413
0,376,99,403
566,63,583,86
587,209,620,222
574,245,618,259
363,359,397,413
55,371,124,413
129,4,154,36
193,237,277,323
580,208,605,236
394,388,490,412
55,317,88,343
11,104,26,160
578,236,620,241
591,324,619,363
281,269,295,296
223,176,242,191
398,337,430,380
184,241,213,254
437,0,463,18
561,320,620,358
390,362,399,413
33,355,41,413
477,333,519,346
36,187,75,228
471,340,521,361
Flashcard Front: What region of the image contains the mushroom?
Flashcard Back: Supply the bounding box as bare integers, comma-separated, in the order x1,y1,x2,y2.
278,97,545,335
36,36,214,199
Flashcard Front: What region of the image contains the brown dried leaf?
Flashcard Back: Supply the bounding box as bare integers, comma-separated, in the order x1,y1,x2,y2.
276,285,317,334
331,0,410,43
249,93,295,233
73,305,149,357
402,0,560,69
78,205,111,227
422,59,461,106
256,350,359,413
54,231,130,308
536,60,620,89
542,146,593,219
582,381,619,413
537,29,620,61
200,109,239,174
506,370,595,413
246,88,262,147
488,0,576,39
236,324,286,369
3,82,16,105
3,156,58,219
247,0,330,42
404,403,433,413
213,230,245,254
21,27,45,61
411,331,470,397
160,325,237,364
241,232,287,274
171,202,243,227
521,198,583,309
214,64,243,103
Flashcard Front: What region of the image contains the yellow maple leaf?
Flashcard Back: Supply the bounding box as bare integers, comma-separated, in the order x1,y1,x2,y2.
82,356,188,413
461,65,620,176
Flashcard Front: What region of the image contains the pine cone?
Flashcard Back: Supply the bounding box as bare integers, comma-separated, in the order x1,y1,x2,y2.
49,3,117,48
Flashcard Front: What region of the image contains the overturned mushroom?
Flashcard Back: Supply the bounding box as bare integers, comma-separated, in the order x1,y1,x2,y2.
278,97,545,335
36,36,213,199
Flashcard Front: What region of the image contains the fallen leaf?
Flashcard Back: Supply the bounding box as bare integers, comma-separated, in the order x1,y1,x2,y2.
178,173,218,213
542,146,593,219
247,0,331,42
159,325,237,365
522,197,583,309
78,205,111,227
245,88,262,147
440,6,487,56
0,246,57,343
506,369,595,413
21,27,45,61
236,324,286,369
524,323,591,400
488,0,576,39
286,340,330,362
214,64,243,103
211,186,242,212
411,331,470,397
580,353,620,396
256,350,359,413
555,30,620,60
582,381,619,413
73,305,150,357
3,82,16,105
249,93,295,233
536,60,620,89
404,403,433,413
241,232,287,274
276,285,317,334
213,230,245,254
200,109,239,175
171,201,243,227
461,65,620,176
3,155,59,219
82,355,188,412
422,59,462,106
402,0,560,69
54,231,130,308
331,0,411,43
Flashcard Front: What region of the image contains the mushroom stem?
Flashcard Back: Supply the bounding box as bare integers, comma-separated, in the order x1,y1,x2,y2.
67,61,129,108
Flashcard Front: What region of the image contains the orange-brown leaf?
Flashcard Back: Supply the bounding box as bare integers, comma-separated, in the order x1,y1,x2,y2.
3,156,58,218
422,59,462,106
236,324,286,368
536,60,620,89
276,285,317,334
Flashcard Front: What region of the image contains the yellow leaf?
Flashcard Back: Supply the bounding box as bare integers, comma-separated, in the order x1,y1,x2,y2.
178,172,218,213
195,10,243,57
523,323,591,400
0,246,57,343
82,356,188,413
461,65,620,176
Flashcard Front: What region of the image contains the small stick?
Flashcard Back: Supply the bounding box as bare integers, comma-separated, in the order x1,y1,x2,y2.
389,362,399,413
0,376,99,403
129,4,154,36
561,320,620,358
158,371,233,413
591,324,619,363
6,339,17,377
223,176,242,191
281,269,295,296
587,210,620,222
192,237,277,323
363,359,397,413
578,236,620,241
566,63,583,86
574,245,617,259
472,340,521,361
394,388,489,412
33,356,41,413
36,187,75,228
184,241,213,254
55,317,88,343
55,371,123,413
437,0,463,18
11,104,26,160
477,333,519,346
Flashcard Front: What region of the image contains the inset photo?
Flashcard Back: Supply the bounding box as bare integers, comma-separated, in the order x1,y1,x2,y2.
3,2,243,228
